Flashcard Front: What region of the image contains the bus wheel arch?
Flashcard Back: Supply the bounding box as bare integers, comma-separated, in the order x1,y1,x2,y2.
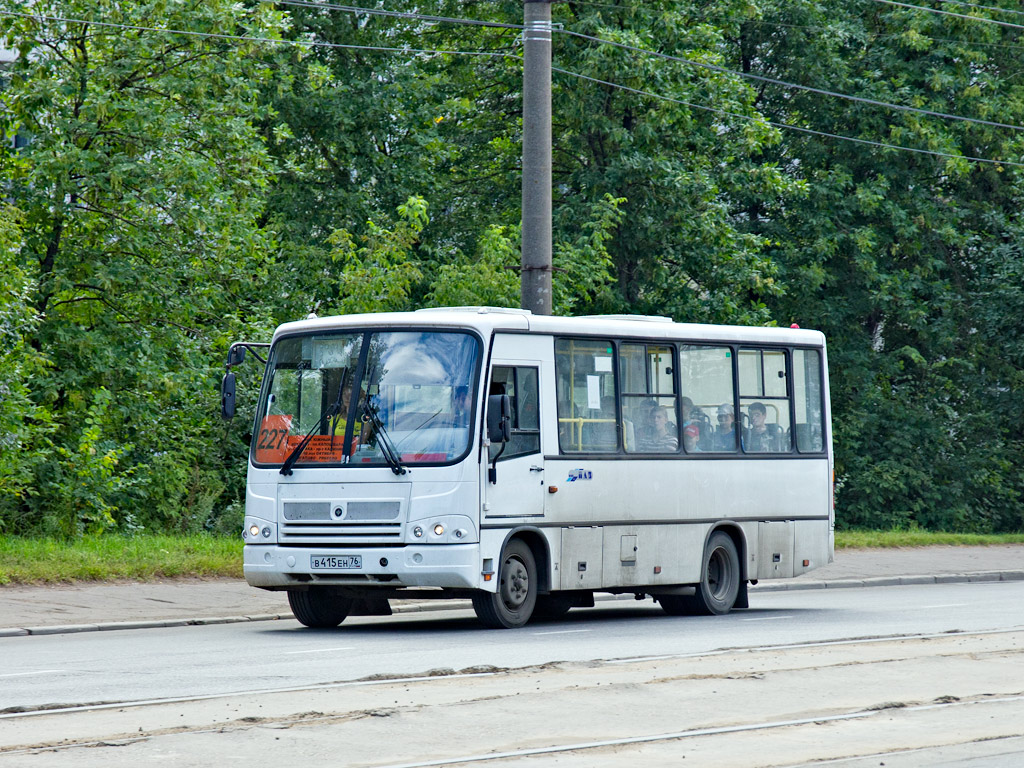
473,532,545,629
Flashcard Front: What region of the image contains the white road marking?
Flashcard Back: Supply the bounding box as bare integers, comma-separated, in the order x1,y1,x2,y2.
284,646,354,655
0,670,62,679
532,629,593,636
741,615,794,622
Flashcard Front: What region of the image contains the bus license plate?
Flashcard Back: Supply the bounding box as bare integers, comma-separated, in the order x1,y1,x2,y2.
310,555,362,570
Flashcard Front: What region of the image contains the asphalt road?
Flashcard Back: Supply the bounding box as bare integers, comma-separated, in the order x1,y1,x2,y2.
2,579,1023,768
1,580,1020,711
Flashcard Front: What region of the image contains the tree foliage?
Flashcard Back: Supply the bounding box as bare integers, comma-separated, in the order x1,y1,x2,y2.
1,0,1022,535
0,0,284,534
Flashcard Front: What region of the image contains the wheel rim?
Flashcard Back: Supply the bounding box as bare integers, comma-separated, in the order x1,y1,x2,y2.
707,547,730,600
500,555,530,610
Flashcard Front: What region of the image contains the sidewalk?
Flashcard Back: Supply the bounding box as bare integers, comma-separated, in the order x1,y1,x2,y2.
1,545,1022,636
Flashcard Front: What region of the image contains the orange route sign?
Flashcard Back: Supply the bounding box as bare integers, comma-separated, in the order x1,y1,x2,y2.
255,415,348,464
254,415,294,463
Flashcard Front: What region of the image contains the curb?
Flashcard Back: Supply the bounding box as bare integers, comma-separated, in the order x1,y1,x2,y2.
751,570,1024,592
3,570,1022,637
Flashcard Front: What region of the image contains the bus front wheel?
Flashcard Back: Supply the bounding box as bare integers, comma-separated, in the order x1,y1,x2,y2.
472,540,537,629
288,587,353,628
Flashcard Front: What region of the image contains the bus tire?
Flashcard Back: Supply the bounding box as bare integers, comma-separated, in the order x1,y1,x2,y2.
472,539,537,629
657,593,695,616
690,531,741,615
288,587,353,628
532,593,574,620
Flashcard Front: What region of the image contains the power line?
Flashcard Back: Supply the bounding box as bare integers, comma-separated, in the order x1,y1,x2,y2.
268,0,524,31
870,0,1024,30
0,10,520,60
266,1,1024,134
933,0,1024,18
3,9,1021,169
551,65,1024,169
557,27,1024,133
748,19,1024,52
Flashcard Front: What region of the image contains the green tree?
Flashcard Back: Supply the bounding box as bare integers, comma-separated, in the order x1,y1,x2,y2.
0,203,50,529
732,0,1024,531
0,0,284,534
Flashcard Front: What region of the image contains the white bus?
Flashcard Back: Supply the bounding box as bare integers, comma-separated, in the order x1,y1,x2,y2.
222,308,833,629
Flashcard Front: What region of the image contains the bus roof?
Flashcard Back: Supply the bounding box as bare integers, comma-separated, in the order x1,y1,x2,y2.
272,307,826,347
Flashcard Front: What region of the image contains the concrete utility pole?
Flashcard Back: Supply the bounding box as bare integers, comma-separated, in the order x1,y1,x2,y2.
521,0,553,316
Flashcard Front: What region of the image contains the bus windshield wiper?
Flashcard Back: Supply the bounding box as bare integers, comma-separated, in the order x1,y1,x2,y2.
361,398,406,476
280,369,347,476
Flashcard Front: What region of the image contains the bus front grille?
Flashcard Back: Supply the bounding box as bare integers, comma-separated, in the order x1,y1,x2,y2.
279,521,402,545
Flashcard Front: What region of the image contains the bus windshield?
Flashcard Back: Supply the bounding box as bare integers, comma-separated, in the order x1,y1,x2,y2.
252,330,480,468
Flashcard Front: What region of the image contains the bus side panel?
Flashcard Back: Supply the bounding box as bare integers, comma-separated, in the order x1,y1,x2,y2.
794,519,831,577
545,457,829,590
599,525,705,587
544,458,828,525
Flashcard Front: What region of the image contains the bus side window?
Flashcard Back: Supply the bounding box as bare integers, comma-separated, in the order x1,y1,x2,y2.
793,349,824,452
739,348,792,454
679,345,736,453
555,338,618,453
620,343,678,454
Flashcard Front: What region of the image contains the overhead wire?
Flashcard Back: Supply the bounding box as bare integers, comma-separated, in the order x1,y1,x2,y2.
555,27,1024,132
2,7,1021,169
0,9,521,60
267,0,524,31
932,0,1024,18
746,19,1024,52
870,0,1024,30
551,65,1024,168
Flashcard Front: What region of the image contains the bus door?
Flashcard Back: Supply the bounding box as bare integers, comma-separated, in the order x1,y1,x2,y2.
483,335,547,520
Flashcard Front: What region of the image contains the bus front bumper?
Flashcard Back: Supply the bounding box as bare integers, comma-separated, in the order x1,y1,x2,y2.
243,543,482,590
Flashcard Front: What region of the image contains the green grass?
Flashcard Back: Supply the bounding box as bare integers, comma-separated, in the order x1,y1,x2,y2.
0,535,242,585
834,530,1024,549
0,531,1022,585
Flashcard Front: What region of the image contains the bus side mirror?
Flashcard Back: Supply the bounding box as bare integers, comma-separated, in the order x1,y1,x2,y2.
226,345,247,367
221,371,236,420
487,394,511,444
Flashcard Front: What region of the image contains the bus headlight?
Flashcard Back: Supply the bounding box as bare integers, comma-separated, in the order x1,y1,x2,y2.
433,523,445,536
243,517,277,544
413,526,424,538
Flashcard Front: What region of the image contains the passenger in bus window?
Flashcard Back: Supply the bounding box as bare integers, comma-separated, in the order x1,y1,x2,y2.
744,401,780,452
713,403,737,451
680,397,699,452
683,422,700,452
640,406,678,452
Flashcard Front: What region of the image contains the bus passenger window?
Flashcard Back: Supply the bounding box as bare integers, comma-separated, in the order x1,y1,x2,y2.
739,348,792,453
555,338,618,453
620,343,678,454
793,349,824,452
679,346,735,453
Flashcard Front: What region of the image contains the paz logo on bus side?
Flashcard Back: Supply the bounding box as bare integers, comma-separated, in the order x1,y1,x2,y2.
566,468,593,482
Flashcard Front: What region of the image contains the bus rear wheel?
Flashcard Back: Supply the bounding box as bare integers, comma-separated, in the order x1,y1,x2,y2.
288,587,353,628
691,531,740,615
472,539,537,629
659,531,740,617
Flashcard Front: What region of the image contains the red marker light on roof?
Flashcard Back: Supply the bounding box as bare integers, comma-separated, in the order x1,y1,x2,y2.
790,323,800,329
